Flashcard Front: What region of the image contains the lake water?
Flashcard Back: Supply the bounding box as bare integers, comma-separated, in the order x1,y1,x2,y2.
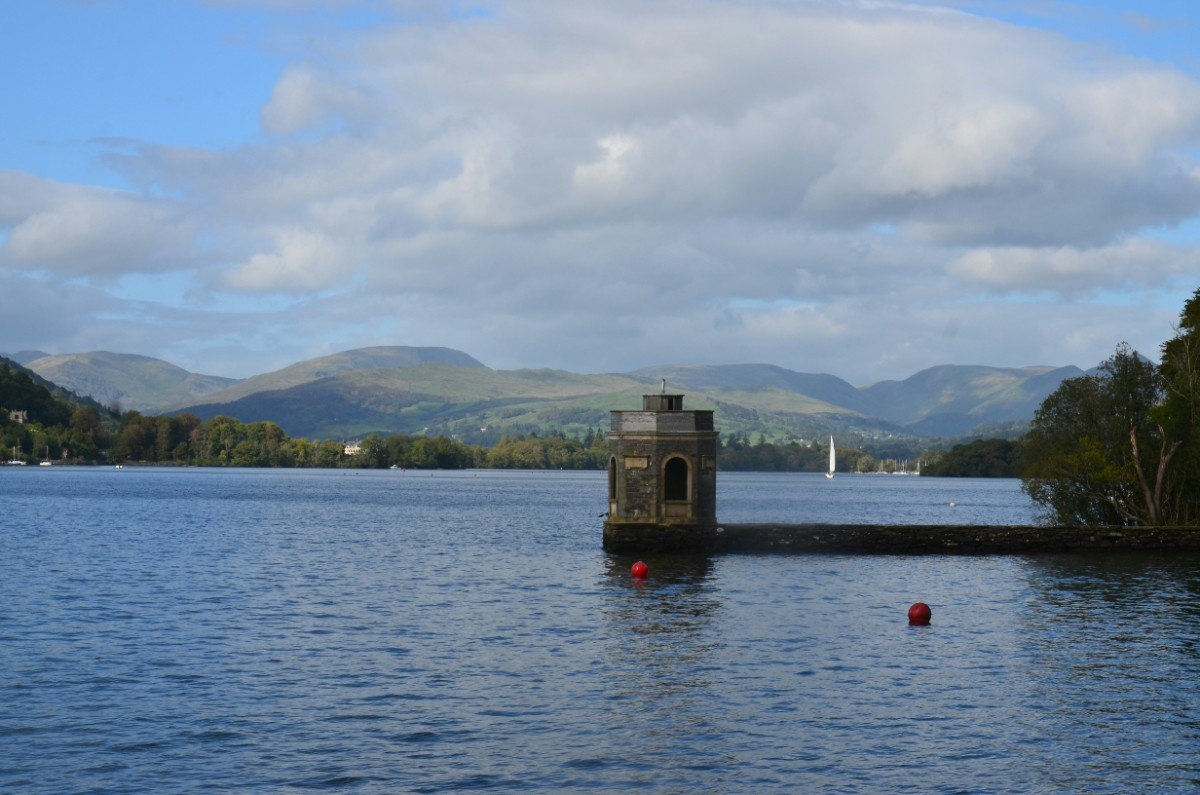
2,467,1199,793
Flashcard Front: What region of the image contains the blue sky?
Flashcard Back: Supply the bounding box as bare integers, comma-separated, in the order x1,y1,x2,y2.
943,0,1199,63
5,3,296,185
3,0,1200,383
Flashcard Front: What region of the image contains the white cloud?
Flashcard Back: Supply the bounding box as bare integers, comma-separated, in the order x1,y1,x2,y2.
221,227,359,292
260,65,369,136
572,133,640,199
5,0,1200,382
0,172,197,279
308,0,1200,246
948,239,1193,295
872,100,1048,197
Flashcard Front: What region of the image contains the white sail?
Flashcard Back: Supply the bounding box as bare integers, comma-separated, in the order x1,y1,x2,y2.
826,435,835,479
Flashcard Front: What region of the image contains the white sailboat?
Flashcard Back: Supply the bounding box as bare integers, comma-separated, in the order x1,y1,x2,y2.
826,435,836,479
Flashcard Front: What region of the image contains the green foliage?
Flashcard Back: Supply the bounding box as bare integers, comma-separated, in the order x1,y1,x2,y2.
717,436,874,473
406,436,477,469
920,439,1020,477
485,434,597,469
1158,287,1200,524
0,360,121,463
0,362,71,428
1020,343,1175,526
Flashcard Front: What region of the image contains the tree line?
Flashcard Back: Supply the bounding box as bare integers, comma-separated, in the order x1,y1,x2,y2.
1018,287,1200,526
0,373,617,470
725,280,1200,528
920,439,1021,478
10,280,1200,528
0,358,979,476
0,359,1064,479
0,363,117,463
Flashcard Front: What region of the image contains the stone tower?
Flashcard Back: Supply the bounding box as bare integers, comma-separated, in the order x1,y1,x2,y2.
603,389,719,552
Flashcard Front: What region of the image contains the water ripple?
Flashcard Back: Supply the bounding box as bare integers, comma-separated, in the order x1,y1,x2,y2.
2,470,1198,793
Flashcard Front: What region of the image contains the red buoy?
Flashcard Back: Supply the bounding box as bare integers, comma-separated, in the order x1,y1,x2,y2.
908,601,932,625
631,561,649,578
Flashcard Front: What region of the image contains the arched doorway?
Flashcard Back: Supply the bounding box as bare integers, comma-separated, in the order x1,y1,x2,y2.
607,456,618,517
663,456,690,518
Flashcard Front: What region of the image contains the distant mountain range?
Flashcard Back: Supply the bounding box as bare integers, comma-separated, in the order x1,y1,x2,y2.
9,350,238,414
7,346,1087,444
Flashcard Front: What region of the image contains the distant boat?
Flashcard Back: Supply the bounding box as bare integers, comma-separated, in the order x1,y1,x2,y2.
40,445,52,466
826,436,836,479
7,445,24,466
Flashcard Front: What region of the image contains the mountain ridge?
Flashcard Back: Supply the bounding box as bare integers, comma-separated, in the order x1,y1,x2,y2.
7,346,1088,442
11,351,237,414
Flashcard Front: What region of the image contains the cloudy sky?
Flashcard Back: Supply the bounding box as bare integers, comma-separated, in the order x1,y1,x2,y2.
3,0,1200,384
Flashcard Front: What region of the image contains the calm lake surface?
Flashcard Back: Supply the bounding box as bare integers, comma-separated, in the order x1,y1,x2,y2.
2,468,1199,793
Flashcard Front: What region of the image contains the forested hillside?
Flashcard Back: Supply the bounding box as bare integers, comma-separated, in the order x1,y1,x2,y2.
14,346,1082,446
0,359,118,463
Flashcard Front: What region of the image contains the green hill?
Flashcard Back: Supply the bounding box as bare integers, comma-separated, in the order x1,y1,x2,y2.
19,351,237,413
0,356,118,420
1,356,121,464
860,364,1084,435
179,364,651,442
179,346,485,406
177,362,903,444
17,345,1086,449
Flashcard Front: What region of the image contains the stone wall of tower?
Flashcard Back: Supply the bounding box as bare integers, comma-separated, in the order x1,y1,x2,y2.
606,396,718,528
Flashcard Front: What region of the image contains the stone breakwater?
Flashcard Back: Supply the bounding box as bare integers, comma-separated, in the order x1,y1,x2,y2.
602,522,1200,555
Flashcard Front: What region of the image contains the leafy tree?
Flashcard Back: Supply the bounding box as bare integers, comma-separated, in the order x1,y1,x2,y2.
112,411,156,462
0,362,71,428
197,415,247,463
290,437,316,466
921,438,1020,477
586,428,608,467
1158,287,1200,524
724,432,749,452
154,416,179,461
481,434,596,469
247,421,292,466
355,435,390,469
1021,343,1177,526
487,436,544,468
719,437,848,472
65,407,111,462
230,440,261,467
313,439,345,468
409,435,474,469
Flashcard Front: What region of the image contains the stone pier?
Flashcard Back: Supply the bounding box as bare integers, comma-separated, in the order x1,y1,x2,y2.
602,521,1200,555
601,391,1200,556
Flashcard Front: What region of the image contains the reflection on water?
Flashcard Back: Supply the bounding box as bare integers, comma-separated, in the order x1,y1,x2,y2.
599,555,727,780
718,472,1035,525
2,468,1199,793
1016,554,1200,793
